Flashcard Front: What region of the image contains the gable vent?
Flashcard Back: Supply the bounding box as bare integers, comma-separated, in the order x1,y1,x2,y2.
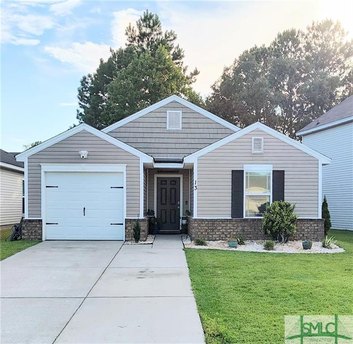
167,111,182,130
252,137,264,153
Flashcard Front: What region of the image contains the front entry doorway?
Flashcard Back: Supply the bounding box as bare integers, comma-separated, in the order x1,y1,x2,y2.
156,176,181,232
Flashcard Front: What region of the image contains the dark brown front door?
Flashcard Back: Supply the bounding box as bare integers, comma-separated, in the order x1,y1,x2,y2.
157,177,180,232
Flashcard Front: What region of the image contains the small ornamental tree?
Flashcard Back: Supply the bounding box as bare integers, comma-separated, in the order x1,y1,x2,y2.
263,201,297,243
133,221,141,243
322,196,332,235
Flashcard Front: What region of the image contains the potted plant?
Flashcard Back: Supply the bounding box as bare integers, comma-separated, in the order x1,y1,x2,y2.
228,238,238,248
302,240,312,250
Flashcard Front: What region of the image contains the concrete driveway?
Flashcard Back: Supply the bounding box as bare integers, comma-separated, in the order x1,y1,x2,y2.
0,236,204,344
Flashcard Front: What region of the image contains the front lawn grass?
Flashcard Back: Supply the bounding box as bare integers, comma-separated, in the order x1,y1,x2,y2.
0,227,39,260
185,230,353,343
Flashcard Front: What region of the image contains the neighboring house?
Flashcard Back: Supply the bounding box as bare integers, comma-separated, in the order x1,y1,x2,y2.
297,96,353,231
16,95,330,241
0,149,24,226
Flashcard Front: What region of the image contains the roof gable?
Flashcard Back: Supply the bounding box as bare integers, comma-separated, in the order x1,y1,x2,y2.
102,95,240,133
0,149,24,170
298,95,353,136
16,124,153,162
184,122,331,164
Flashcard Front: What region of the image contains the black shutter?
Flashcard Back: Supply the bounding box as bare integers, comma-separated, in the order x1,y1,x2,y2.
272,170,285,202
231,170,244,218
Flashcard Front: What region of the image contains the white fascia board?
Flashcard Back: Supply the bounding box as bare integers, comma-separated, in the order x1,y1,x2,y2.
297,116,353,136
102,95,240,133
184,122,332,165
16,123,153,163
0,162,24,173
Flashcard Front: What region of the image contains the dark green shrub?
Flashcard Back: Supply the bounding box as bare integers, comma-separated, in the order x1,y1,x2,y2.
263,201,297,243
322,196,331,236
133,221,141,243
194,238,207,246
264,240,275,251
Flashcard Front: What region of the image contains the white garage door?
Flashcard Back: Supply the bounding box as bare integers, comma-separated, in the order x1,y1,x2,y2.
44,172,124,240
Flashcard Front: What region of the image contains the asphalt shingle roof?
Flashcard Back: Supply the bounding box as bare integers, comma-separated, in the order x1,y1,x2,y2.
0,149,24,169
299,95,353,135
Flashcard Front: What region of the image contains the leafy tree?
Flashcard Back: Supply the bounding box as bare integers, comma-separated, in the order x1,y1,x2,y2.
106,46,201,122
77,11,200,129
322,196,332,235
24,141,42,149
207,20,353,138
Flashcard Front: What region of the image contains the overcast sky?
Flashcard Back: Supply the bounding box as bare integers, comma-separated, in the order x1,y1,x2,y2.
1,0,352,151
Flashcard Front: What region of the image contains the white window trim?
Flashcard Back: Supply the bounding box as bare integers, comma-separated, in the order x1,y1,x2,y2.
252,137,264,153
167,110,182,130
243,165,272,218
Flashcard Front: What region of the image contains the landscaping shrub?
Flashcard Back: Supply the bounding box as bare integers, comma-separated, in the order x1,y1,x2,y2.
322,235,336,249
194,238,207,246
237,236,245,245
263,201,297,243
322,196,332,236
264,240,275,251
133,221,141,243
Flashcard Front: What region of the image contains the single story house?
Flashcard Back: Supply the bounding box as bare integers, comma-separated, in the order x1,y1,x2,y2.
0,149,24,226
297,95,353,231
16,95,330,241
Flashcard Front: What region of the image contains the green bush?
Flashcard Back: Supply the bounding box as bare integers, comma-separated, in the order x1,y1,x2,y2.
322,235,336,249
322,196,332,236
263,201,297,243
237,236,245,245
133,221,141,243
195,238,207,246
264,240,275,251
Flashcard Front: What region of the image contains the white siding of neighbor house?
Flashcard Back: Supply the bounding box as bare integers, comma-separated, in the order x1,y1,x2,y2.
0,168,23,225
197,129,319,218
108,102,234,158
27,130,140,218
303,122,353,230
147,169,190,216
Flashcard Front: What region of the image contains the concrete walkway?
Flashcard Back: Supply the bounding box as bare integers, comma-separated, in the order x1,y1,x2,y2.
0,236,205,344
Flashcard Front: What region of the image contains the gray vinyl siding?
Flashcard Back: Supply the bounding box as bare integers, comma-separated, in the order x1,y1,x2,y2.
197,129,319,218
27,130,140,218
303,122,353,230
0,168,23,225
147,169,190,216
108,102,234,158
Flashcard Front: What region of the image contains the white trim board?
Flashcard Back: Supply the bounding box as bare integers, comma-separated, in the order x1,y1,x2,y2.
297,116,353,136
16,123,153,163
0,162,24,173
102,95,240,133
184,122,332,165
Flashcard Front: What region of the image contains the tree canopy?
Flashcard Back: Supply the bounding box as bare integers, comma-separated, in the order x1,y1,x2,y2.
207,20,353,138
77,11,200,129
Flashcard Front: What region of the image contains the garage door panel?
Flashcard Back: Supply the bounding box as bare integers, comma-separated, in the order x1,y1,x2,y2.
45,171,125,240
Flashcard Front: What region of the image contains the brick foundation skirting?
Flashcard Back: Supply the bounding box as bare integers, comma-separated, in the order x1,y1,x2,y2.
125,218,148,241
188,218,324,241
22,218,148,241
22,219,42,240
